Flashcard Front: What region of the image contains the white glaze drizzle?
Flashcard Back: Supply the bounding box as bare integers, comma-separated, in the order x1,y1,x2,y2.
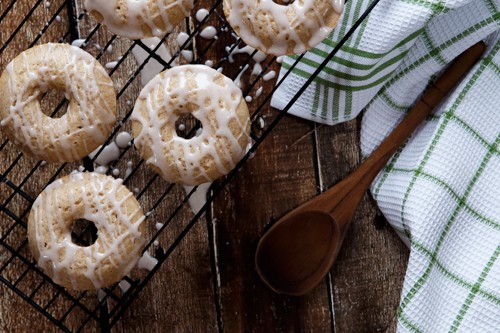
84,0,195,40
226,42,267,76
200,26,217,40
71,39,86,47
105,61,118,69
31,173,145,289
333,0,345,14
183,182,212,214
234,64,249,88
1,43,116,162
131,65,250,185
224,0,344,55
95,166,108,174
181,50,193,63
176,32,191,47
255,86,263,98
195,8,209,22
132,37,173,87
118,278,131,293
138,251,158,271
125,161,134,179
262,70,276,81
90,142,121,166
115,132,133,148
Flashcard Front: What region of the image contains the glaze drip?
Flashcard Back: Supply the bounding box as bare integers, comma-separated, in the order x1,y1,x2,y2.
131,65,251,185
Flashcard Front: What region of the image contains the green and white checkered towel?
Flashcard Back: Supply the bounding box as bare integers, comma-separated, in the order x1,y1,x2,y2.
270,0,500,331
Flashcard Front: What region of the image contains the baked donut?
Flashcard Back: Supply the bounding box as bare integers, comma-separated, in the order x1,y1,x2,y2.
84,0,194,40
223,0,344,55
0,43,116,163
131,64,251,186
28,172,146,290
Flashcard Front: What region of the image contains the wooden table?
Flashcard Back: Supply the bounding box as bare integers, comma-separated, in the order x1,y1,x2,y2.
0,0,409,331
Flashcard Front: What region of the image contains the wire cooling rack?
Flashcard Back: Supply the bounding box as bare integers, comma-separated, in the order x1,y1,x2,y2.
0,0,380,331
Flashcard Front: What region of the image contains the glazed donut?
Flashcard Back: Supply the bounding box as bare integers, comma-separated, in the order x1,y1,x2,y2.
28,172,146,290
0,43,116,163
84,0,194,40
131,65,251,186
223,0,344,56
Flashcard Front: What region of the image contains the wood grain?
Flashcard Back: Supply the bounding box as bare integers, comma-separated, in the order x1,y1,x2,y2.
316,120,409,332
213,116,334,332
0,0,409,332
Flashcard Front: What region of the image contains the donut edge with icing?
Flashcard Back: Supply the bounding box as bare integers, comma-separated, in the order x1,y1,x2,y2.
28,172,146,290
223,0,344,56
131,64,251,186
0,43,117,163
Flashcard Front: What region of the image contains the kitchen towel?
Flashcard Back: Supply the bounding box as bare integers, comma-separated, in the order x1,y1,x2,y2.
270,0,500,332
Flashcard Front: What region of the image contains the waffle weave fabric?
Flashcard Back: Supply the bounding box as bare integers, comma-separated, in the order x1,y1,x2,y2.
270,0,500,332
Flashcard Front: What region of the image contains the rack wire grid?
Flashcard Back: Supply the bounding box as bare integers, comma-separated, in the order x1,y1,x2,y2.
0,0,380,331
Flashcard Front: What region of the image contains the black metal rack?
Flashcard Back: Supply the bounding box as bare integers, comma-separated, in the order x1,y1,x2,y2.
0,0,380,331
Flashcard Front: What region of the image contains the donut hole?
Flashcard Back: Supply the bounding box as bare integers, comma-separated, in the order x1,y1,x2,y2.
40,87,69,118
71,219,98,247
175,113,203,139
272,0,296,5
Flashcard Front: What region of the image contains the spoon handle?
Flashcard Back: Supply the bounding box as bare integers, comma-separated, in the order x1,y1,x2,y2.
352,41,486,187
299,42,486,231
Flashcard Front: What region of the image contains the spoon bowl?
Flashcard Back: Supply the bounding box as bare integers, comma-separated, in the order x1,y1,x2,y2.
255,42,485,296
255,211,341,295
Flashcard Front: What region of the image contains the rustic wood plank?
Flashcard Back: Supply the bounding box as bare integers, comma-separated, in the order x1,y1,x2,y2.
212,115,335,332
316,120,409,332
189,0,336,331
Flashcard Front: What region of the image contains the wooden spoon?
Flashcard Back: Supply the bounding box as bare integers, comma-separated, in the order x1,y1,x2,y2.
255,42,486,296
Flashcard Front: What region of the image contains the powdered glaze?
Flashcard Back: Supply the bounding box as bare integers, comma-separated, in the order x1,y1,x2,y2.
223,0,344,55
131,65,251,185
29,172,146,290
84,0,194,40
0,43,116,163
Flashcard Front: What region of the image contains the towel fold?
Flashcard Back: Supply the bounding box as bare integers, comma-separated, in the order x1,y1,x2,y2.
271,0,500,331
